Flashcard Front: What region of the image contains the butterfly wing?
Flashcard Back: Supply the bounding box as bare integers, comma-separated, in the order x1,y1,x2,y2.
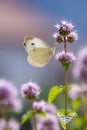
27,48,54,67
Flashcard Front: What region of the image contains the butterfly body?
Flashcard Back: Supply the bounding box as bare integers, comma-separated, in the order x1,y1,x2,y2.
24,36,55,67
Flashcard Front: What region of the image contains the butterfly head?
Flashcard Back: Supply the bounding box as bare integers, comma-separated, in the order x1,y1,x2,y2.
24,36,36,53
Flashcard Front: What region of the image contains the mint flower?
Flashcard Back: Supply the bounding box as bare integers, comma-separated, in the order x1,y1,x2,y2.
33,100,46,112
37,114,60,130
21,82,41,100
69,84,87,100
0,118,20,130
55,51,76,70
44,103,57,114
53,33,63,43
53,20,78,44
55,20,74,36
61,20,74,30
0,79,22,113
69,84,82,99
73,47,87,83
36,102,60,130
67,31,78,43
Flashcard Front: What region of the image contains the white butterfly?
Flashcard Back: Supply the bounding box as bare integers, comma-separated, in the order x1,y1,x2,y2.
23,36,55,67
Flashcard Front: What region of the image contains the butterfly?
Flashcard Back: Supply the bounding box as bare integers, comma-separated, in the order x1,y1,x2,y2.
23,36,55,67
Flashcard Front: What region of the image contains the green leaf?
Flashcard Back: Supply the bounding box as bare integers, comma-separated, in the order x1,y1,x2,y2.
56,109,77,125
48,86,63,103
72,99,81,110
37,111,48,119
60,121,66,129
21,110,34,124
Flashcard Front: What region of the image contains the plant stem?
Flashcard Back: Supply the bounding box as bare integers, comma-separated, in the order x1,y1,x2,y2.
64,36,68,130
32,101,37,130
64,70,68,130
33,113,37,130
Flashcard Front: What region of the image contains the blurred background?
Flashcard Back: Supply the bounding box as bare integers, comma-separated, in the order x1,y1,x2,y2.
0,0,87,129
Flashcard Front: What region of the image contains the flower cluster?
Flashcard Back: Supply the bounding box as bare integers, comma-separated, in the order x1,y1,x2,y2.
0,118,20,130
53,20,78,44
21,82,41,100
55,51,76,70
73,47,87,83
69,84,87,100
21,81,61,130
37,103,61,130
32,100,45,112
0,79,22,113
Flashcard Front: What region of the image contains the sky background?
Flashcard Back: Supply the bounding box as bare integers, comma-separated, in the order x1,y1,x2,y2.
0,0,87,91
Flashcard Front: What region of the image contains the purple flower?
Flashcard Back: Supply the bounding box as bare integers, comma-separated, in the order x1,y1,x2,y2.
67,31,78,43
0,118,20,130
54,20,74,36
9,99,22,113
0,79,18,99
44,103,57,114
53,33,63,43
69,84,87,100
61,20,74,30
36,102,61,130
21,82,41,100
55,20,74,31
73,47,87,83
53,20,78,44
37,114,61,130
69,84,82,99
0,79,22,113
55,51,76,62
33,100,46,112
55,51,76,70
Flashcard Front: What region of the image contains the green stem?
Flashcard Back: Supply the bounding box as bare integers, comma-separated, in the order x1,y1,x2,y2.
64,36,68,130
64,70,68,130
32,101,37,130
33,113,37,130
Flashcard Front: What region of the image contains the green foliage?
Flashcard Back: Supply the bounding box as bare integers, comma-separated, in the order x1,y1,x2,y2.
71,117,83,129
48,86,63,103
37,111,48,119
61,61,71,70
56,109,77,129
72,99,81,110
62,85,71,91
21,110,34,124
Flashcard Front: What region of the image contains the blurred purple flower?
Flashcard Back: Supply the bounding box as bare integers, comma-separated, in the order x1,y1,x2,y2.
44,103,57,114
69,84,82,99
55,51,76,62
9,99,22,113
69,84,87,100
37,114,60,130
33,100,45,112
0,79,22,113
73,47,87,83
21,82,41,100
0,118,20,130
36,102,61,130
